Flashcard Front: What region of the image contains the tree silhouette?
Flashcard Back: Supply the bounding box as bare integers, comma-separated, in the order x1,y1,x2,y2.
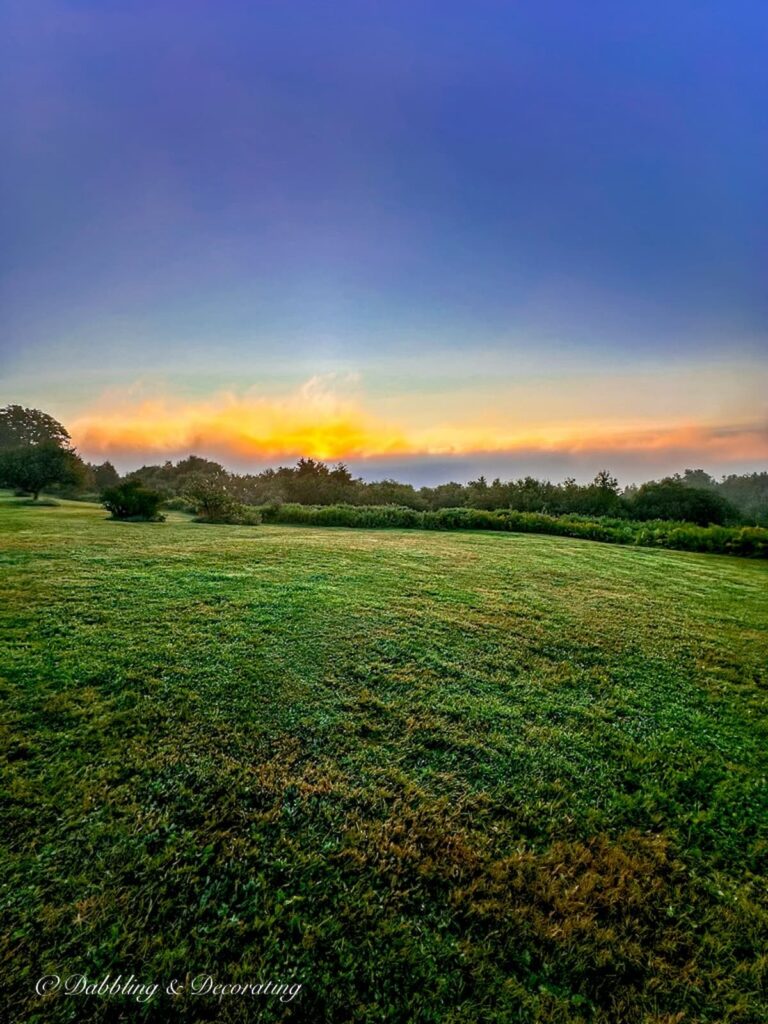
0,405,72,450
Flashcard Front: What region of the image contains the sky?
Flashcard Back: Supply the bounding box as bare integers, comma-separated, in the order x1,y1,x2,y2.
1,0,766,484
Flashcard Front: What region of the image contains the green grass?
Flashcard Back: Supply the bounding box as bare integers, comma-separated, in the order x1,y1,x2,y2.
1,495,767,1023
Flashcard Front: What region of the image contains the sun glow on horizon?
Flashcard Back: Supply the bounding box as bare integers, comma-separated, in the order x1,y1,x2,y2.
68,377,768,469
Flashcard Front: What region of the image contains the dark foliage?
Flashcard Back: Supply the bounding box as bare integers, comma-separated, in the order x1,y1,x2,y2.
121,457,768,528
3,408,767,527
0,406,85,500
0,442,86,500
126,455,231,497
100,480,165,521
88,460,121,490
629,479,737,525
677,467,768,526
260,503,768,557
0,404,72,450
183,476,261,525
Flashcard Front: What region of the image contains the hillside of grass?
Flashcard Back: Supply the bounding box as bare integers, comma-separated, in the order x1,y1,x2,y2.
1,496,767,1023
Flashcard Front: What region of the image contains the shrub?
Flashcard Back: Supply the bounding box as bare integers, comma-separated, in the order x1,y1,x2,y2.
228,506,262,526
261,503,424,529
101,481,165,521
197,504,262,526
259,504,768,558
184,478,261,525
195,504,262,525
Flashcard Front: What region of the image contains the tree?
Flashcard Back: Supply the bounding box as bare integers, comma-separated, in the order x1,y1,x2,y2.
716,471,768,526
466,476,497,510
679,468,715,490
89,461,121,490
594,469,619,493
0,442,85,500
0,405,72,450
630,479,736,526
572,470,622,516
419,481,467,509
327,462,359,502
363,479,423,508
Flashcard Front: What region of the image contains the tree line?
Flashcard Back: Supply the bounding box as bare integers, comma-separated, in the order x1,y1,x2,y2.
1,404,767,527
120,456,767,527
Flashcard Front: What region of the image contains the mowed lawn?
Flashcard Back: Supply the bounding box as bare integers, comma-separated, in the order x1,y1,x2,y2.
1,497,767,1024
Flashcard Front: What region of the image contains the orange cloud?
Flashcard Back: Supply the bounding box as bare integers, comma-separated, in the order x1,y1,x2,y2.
70,379,768,466
71,377,410,462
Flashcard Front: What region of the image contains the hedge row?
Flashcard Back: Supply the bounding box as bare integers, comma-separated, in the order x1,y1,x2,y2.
259,504,768,557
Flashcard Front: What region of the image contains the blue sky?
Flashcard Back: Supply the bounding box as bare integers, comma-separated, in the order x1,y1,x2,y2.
1,1,766,480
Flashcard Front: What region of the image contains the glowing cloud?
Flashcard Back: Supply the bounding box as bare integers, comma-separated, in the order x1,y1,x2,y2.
69,377,768,470
71,377,410,462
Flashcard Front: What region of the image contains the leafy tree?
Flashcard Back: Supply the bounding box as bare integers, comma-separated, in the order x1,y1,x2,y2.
234,469,287,505
0,442,85,500
679,468,715,489
0,405,72,450
583,470,622,516
174,455,227,478
419,481,467,509
505,476,561,513
89,461,121,490
630,479,736,526
364,479,423,508
125,455,237,504
124,462,177,497
715,471,768,526
288,458,336,504
466,476,496,510
594,469,619,493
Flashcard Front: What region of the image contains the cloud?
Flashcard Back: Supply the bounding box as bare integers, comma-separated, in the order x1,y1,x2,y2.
69,378,768,471
70,377,409,462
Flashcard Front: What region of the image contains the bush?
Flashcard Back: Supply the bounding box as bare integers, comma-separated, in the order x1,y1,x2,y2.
261,503,424,529
258,504,768,558
229,506,262,526
101,481,165,521
184,478,261,525
196,504,262,526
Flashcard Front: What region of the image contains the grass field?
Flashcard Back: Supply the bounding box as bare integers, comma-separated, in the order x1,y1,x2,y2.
1,495,767,1023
